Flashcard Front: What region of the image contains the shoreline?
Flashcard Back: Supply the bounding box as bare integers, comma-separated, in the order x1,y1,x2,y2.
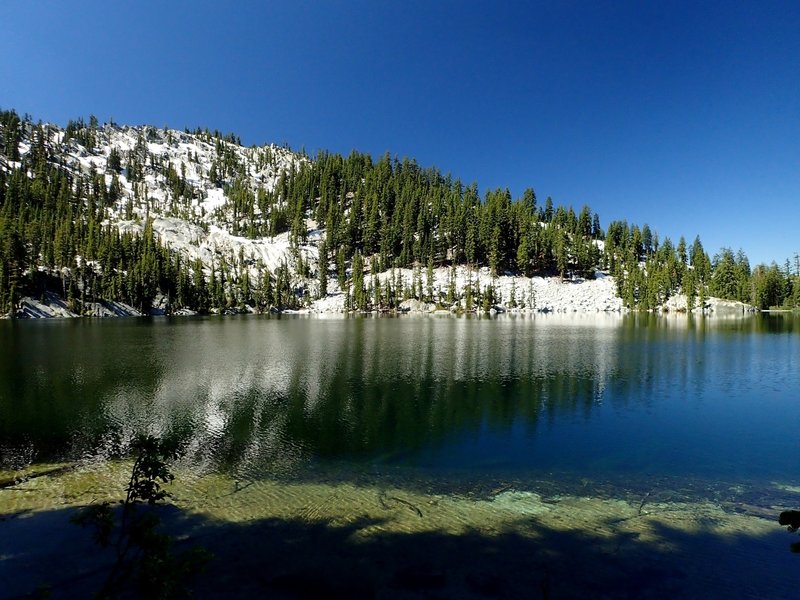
5,275,759,320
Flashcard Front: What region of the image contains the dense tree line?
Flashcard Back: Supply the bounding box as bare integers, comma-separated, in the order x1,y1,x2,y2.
0,111,204,314
1,108,798,315
261,150,605,283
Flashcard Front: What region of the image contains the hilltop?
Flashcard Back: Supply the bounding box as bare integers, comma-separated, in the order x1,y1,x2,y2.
0,111,773,317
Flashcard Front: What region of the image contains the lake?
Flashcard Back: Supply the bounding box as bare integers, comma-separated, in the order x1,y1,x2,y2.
1,313,799,598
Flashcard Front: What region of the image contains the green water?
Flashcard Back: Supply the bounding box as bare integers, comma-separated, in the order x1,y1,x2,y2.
1,313,799,598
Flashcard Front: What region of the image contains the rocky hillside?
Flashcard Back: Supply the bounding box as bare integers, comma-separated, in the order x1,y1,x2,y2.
0,112,752,317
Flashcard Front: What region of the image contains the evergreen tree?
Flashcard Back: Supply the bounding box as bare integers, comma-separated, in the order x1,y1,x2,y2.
352,251,365,310
318,239,328,298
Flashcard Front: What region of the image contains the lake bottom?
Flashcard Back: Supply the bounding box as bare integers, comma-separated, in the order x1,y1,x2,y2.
2,460,798,599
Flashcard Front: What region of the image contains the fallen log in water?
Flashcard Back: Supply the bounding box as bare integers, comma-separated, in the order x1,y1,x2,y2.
378,491,423,518
0,464,77,490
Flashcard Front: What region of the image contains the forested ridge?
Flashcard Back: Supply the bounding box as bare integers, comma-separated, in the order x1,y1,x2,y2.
1,108,798,316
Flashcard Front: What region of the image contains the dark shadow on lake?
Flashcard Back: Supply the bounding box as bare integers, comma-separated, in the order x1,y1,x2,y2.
1,501,797,599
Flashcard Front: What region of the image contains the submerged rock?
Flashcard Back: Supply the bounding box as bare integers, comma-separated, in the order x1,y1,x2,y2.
491,490,552,515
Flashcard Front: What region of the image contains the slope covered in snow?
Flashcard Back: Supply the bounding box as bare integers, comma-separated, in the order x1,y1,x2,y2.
62,123,315,281
1,115,752,318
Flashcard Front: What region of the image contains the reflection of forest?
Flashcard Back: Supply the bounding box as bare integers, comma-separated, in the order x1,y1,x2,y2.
0,313,796,474
114,315,628,475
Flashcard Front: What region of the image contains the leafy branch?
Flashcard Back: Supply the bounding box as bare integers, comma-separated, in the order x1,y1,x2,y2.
73,434,209,598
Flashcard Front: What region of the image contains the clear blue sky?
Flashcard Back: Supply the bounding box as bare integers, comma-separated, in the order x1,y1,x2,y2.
3,1,798,266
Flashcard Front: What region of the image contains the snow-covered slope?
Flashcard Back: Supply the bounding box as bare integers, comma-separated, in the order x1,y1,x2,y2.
60,123,315,282
6,118,747,317
308,266,624,314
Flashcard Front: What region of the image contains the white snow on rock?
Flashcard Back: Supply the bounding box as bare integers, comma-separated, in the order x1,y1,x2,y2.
398,299,437,313
309,293,346,313
348,265,625,314
660,294,754,315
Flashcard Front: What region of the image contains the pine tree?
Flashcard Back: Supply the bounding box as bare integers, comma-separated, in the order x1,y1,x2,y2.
426,256,434,303
108,147,122,173
372,274,381,309
447,266,456,306
352,251,365,310
318,240,328,298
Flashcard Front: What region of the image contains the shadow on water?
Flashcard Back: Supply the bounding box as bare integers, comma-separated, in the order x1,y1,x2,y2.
1,501,798,599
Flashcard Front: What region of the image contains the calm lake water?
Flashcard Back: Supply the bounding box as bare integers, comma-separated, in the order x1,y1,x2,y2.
2,313,799,484
2,313,800,598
